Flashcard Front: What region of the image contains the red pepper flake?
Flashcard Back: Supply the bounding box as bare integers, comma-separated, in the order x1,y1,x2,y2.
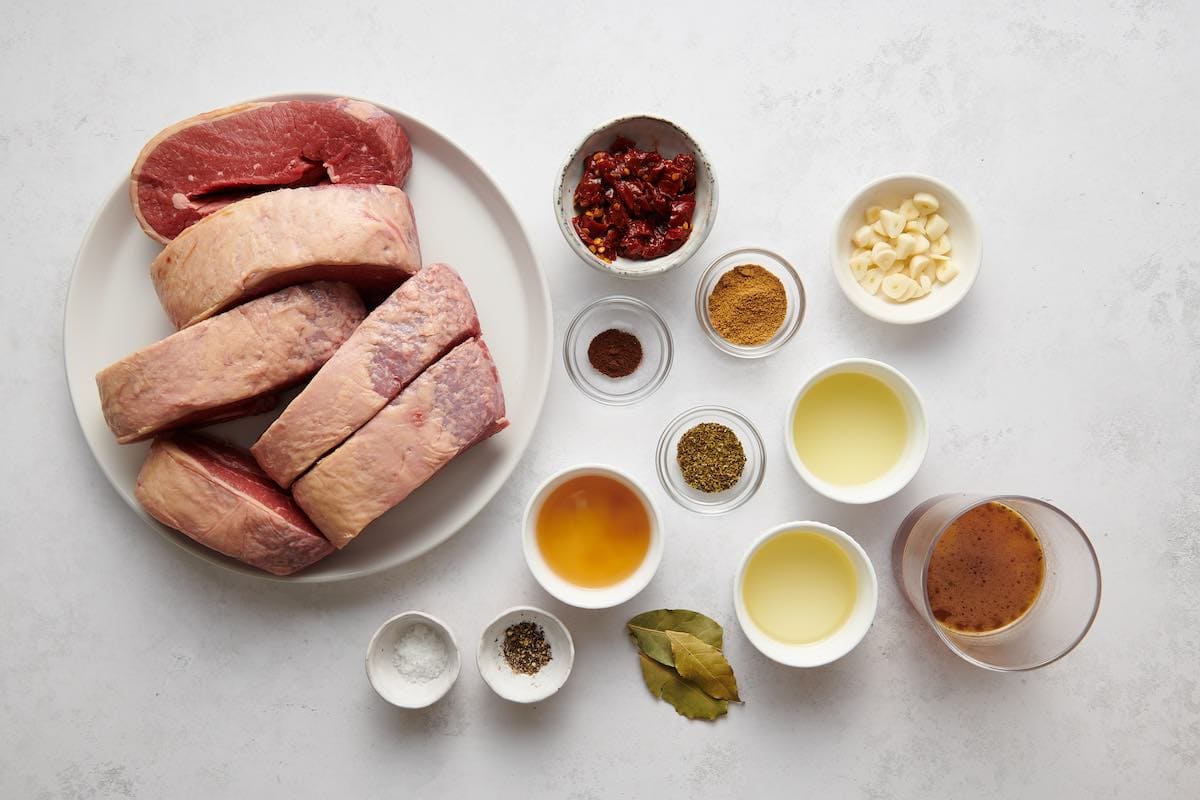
571,136,697,262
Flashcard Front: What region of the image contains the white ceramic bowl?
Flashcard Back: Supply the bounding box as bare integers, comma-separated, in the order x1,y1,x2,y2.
477,606,575,703
523,464,663,609
554,115,718,279
785,358,929,504
831,173,981,324
734,521,878,668
365,611,461,709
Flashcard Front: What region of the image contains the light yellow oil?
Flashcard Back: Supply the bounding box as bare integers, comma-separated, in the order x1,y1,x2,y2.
792,371,908,485
742,530,858,644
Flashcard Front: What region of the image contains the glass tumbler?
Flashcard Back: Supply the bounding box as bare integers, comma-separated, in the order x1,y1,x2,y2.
893,494,1101,671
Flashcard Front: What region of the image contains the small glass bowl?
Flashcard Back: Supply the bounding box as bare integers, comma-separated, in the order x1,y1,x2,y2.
694,247,805,358
656,405,765,514
564,296,672,405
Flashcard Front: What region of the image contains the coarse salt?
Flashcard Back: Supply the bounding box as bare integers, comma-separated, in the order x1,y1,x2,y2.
392,623,448,683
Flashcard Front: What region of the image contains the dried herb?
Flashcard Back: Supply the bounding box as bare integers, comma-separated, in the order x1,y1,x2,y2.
503,621,552,675
628,609,741,722
665,630,740,702
639,654,728,720
627,609,723,667
676,422,746,493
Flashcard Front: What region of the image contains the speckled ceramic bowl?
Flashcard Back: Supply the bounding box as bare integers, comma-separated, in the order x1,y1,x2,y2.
365,611,461,709
554,115,718,279
477,606,574,703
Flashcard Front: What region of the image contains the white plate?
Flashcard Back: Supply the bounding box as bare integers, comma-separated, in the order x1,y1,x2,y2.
63,94,552,582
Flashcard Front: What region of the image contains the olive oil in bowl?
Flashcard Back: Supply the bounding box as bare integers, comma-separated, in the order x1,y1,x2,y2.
735,521,878,667
742,529,858,644
785,359,928,504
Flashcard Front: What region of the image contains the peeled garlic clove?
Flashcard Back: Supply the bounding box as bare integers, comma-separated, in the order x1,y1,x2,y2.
931,234,951,255
861,268,884,295
899,199,920,221
872,220,887,236
907,254,933,280
919,274,933,294
865,205,882,223
936,259,960,283
849,252,872,280
925,213,949,241
913,192,939,214
886,259,905,276
853,225,879,248
879,209,906,238
893,232,917,259
928,252,949,261
882,273,914,300
905,218,926,234
870,242,897,270
911,234,930,255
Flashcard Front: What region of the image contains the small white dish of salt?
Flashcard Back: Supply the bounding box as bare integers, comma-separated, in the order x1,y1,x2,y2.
366,611,460,708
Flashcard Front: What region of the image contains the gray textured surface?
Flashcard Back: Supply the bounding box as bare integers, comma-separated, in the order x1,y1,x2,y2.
2,2,1197,797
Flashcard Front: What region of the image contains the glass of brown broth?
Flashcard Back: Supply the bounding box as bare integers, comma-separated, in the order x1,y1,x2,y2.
892,494,1101,671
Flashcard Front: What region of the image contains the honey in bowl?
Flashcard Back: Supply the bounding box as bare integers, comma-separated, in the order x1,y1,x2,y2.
742,529,858,644
536,474,651,588
791,371,908,486
926,501,1045,635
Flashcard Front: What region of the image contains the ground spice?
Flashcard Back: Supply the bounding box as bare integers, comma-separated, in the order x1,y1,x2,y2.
587,328,643,378
503,621,552,675
707,264,787,346
676,422,746,493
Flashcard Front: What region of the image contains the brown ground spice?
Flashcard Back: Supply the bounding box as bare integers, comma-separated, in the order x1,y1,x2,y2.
587,328,643,378
707,264,787,346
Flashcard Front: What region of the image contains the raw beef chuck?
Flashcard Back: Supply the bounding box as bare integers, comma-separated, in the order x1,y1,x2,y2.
135,434,333,576
292,339,508,548
96,282,365,444
252,263,481,487
150,184,419,329
130,98,413,243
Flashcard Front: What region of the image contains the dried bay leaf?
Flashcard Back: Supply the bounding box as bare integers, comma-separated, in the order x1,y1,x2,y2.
638,654,728,721
627,609,723,667
665,630,741,702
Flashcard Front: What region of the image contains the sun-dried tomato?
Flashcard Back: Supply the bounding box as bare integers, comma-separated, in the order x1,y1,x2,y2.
570,136,697,262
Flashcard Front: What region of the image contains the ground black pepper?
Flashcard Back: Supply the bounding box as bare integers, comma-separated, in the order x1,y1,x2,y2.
502,621,552,675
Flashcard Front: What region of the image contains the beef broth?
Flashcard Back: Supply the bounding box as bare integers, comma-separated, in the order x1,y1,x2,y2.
926,501,1045,634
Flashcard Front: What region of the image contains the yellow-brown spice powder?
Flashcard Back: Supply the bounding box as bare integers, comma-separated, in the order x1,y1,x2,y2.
706,264,788,347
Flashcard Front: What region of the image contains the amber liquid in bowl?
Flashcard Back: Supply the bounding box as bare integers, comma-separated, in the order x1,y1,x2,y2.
926,501,1045,635
536,474,651,588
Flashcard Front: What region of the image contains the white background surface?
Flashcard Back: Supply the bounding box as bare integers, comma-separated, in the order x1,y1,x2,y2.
2,2,1197,797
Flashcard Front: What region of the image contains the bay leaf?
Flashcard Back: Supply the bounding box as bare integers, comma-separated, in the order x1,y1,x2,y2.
665,630,741,702
638,653,728,721
627,609,723,667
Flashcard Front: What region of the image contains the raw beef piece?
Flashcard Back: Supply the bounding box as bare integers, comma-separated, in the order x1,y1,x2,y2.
150,184,420,329
135,434,333,576
292,339,508,548
252,263,481,488
96,282,365,444
131,98,412,243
